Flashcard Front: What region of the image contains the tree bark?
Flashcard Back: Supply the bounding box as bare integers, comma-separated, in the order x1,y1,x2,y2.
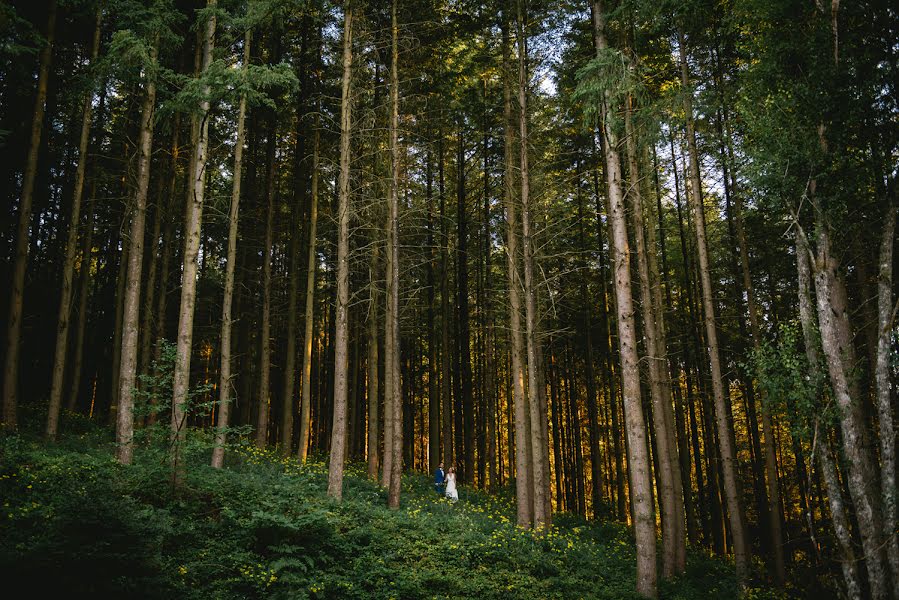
108,233,129,425
255,115,277,448
624,97,682,578
212,28,251,469
875,198,898,588
382,76,395,488
383,226,395,488
592,137,626,521
299,120,321,463
670,132,708,546
677,32,749,581
456,124,474,485
3,0,58,429
440,132,454,469
810,217,890,599
482,82,496,490
327,5,353,500
116,32,159,464
365,229,379,476
281,213,301,453
796,232,862,599
576,171,603,518
282,24,311,455
734,188,785,585
47,6,102,439
386,0,403,509
592,2,656,595
147,113,181,426
427,146,439,474
517,0,550,529
138,172,164,402
713,51,786,576
171,2,216,477
502,14,531,527
67,186,96,413
646,145,687,568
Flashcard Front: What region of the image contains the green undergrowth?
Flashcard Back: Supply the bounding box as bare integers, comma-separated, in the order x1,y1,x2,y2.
1,420,789,599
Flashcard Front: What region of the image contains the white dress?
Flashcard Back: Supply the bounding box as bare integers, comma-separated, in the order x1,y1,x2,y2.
445,473,459,501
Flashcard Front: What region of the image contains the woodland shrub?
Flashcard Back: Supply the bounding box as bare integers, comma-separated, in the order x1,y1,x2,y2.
0,428,793,599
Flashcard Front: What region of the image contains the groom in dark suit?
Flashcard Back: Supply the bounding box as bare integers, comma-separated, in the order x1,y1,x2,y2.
434,462,445,495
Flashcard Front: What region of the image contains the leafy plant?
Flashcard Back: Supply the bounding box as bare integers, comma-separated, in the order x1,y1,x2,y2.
0,429,798,599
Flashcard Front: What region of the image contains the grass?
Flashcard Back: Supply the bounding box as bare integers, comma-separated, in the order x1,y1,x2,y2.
0,413,795,599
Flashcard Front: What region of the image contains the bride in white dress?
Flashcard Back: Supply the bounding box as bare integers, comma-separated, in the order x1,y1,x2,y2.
445,466,459,502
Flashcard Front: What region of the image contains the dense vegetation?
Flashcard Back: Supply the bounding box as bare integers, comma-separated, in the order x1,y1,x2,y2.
1,418,784,599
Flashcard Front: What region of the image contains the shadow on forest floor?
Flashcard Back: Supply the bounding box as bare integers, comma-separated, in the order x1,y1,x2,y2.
0,414,824,599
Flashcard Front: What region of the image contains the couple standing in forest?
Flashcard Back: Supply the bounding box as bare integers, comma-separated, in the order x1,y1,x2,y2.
434,463,459,502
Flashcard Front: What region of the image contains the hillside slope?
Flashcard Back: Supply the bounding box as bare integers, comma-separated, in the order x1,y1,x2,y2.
1,425,784,599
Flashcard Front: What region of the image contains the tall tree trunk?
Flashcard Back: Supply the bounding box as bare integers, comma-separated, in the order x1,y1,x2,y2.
517,0,549,529
677,32,749,581
796,232,862,599
457,124,474,484
116,32,159,464
327,5,353,500
47,6,102,439
647,143,698,548
382,80,395,489
813,3,889,588
733,186,785,585
502,14,531,527
712,47,786,576
593,2,656,595
255,116,277,448
282,24,311,455
66,98,106,404
624,97,682,578
299,120,321,463
670,132,707,545
3,0,58,429
386,0,403,509
138,172,163,398
549,348,565,510
535,341,553,520
281,214,301,453
810,216,890,598
483,131,497,492
567,348,587,514
212,29,251,469
171,2,216,478
67,187,96,412
646,145,687,567
577,183,603,518
348,313,362,459
148,114,181,426
875,198,898,588
440,132,454,470
365,230,379,476
592,138,627,521
427,147,439,474
383,228,395,488
108,235,129,424
712,45,770,563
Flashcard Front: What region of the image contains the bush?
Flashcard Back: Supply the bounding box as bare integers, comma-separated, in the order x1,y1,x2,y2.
0,431,806,599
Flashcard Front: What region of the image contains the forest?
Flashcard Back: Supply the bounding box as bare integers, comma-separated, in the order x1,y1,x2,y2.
0,0,896,598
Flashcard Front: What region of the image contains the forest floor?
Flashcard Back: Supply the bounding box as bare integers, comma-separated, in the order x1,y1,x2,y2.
1,410,794,599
